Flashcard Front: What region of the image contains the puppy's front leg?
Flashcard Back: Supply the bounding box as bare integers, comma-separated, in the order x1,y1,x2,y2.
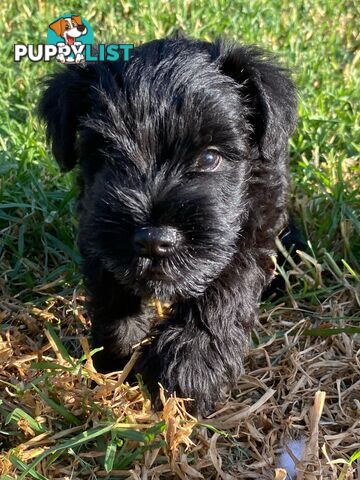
83,260,152,373
137,257,266,415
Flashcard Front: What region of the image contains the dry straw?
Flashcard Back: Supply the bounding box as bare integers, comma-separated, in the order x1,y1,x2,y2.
0,258,359,479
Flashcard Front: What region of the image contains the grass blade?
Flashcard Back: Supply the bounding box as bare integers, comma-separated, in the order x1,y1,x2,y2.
6,407,47,434
31,384,81,426
104,437,117,473
10,455,48,480
44,322,75,366
19,423,116,480
302,327,360,337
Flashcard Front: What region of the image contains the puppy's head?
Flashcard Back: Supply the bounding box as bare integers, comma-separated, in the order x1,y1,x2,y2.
39,38,297,300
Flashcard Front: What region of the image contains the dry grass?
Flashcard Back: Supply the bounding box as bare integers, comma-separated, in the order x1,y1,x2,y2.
1,255,359,479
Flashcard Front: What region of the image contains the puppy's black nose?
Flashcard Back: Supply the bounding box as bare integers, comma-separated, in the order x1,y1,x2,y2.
77,25,86,32
133,227,181,257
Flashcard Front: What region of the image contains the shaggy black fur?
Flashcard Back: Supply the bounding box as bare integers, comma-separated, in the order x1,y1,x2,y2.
39,37,297,415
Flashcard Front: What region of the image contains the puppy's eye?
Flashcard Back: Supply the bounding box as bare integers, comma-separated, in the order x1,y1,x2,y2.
65,24,70,30
72,21,77,27
194,149,222,172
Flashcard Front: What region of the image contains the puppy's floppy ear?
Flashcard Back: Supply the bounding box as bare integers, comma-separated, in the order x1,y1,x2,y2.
216,43,297,160
39,66,93,172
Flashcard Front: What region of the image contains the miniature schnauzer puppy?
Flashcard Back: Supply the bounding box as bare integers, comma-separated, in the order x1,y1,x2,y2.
39,37,297,414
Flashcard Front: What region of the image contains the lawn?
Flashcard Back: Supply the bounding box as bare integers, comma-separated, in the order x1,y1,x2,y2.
0,0,359,479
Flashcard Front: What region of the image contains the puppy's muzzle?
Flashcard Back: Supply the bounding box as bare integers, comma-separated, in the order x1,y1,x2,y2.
133,226,181,258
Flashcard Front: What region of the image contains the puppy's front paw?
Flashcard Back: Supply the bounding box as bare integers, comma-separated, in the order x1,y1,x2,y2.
161,367,221,417
137,336,224,416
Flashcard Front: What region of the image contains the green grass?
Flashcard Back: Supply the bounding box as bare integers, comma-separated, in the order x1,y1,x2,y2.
0,0,359,299
0,0,359,478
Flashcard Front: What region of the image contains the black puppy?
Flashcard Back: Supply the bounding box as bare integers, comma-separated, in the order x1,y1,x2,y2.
39,37,297,414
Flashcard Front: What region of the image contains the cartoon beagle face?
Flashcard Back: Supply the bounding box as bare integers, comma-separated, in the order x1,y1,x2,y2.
49,16,87,45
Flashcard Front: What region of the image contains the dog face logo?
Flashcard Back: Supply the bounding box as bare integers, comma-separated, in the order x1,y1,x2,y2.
47,14,93,63
49,16,87,46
